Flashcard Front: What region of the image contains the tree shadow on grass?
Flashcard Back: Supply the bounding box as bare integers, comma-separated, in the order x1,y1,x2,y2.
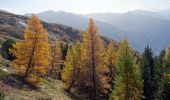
2,73,39,90
67,92,82,100
63,88,89,100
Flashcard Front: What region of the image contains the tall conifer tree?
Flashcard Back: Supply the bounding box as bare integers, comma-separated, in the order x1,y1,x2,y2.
80,18,109,99
110,38,143,100
10,15,51,82
140,45,155,100
49,41,63,79
105,41,117,93
153,50,166,100
106,41,117,80
62,43,81,92
163,47,170,100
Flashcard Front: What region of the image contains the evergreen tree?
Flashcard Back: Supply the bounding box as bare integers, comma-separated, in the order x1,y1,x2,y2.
80,18,109,99
62,43,81,92
1,39,15,60
10,15,51,83
153,50,166,100
110,38,143,100
61,43,69,60
140,45,155,100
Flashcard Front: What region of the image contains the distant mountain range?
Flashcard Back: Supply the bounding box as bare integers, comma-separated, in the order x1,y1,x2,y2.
25,10,126,41
0,10,82,43
0,10,114,47
25,9,170,54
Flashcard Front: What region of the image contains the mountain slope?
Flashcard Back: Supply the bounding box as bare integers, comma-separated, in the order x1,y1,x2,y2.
157,9,170,20
25,10,126,41
25,10,170,53
86,11,170,53
0,10,118,46
0,55,77,100
0,10,84,43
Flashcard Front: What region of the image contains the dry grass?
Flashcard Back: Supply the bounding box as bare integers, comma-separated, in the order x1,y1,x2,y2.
1,78,75,100
0,56,77,100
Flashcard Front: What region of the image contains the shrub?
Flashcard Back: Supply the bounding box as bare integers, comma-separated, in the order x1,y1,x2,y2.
1,39,15,61
0,91,5,100
0,69,8,81
61,43,68,60
42,79,54,88
26,74,42,86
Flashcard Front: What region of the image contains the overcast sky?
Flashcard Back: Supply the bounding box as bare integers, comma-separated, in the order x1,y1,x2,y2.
0,0,170,14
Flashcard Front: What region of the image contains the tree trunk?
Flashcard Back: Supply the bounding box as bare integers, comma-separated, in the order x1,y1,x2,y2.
23,33,37,80
49,50,56,77
91,40,96,100
67,68,80,92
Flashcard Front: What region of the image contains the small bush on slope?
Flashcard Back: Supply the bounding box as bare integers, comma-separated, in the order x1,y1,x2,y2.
0,91,5,100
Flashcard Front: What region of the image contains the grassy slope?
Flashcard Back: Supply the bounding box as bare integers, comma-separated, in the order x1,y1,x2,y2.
0,55,76,100
2,80,74,100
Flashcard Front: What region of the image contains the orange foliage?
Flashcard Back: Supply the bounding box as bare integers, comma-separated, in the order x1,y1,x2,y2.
10,15,51,82
49,41,63,78
79,18,109,99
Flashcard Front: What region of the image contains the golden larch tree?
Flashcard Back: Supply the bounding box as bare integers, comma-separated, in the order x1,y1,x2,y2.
10,15,51,82
49,41,63,79
79,18,109,99
62,43,81,92
106,41,117,78
105,41,117,90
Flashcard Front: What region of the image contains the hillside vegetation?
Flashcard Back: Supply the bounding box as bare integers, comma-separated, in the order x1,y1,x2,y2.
0,10,169,100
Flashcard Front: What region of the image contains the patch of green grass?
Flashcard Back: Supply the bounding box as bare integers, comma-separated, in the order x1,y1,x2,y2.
0,69,8,81
0,55,11,68
0,91,5,100
42,79,55,89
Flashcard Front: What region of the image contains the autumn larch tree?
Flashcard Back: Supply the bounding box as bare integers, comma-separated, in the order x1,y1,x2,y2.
105,41,117,91
10,15,51,82
163,47,170,100
49,41,63,79
110,38,143,100
62,43,81,92
79,18,109,99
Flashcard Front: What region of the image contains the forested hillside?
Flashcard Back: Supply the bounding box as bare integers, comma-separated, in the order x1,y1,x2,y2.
0,10,169,100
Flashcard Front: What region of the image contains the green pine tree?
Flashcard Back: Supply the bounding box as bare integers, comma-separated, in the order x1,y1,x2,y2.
140,45,155,100
1,39,15,60
153,50,166,100
110,38,143,100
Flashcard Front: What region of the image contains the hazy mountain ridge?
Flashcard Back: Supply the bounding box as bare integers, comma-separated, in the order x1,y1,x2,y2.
25,10,127,41
1,9,170,53
0,10,83,43
26,9,170,53
0,10,116,46
156,8,170,20
86,10,170,53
